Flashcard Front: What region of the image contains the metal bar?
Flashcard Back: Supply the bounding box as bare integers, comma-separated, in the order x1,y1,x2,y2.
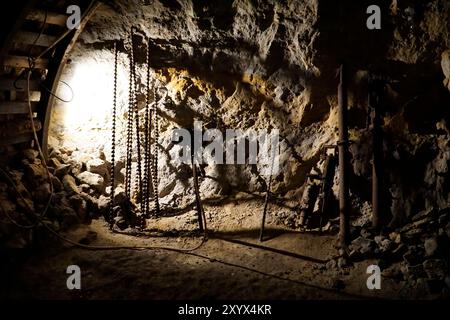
259,186,270,241
192,161,204,232
369,74,383,229
338,63,350,247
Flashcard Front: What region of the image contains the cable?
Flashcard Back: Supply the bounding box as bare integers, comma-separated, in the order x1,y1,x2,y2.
38,80,74,103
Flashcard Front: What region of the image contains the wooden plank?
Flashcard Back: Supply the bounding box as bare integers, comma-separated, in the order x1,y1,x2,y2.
3,55,48,69
0,0,34,64
0,101,38,114
0,133,33,146
25,10,67,26
14,31,57,47
0,77,40,91
0,118,41,136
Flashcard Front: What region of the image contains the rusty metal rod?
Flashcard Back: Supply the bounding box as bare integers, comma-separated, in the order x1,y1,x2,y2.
192,150,204,232
338,63,350,247
369,74,383,229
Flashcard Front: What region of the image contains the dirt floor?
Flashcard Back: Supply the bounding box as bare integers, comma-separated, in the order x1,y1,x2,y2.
0,197,417,300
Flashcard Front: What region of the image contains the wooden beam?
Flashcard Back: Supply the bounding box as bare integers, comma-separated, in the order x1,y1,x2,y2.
14,31,57,47
0,0,34,64
0,133,33,146
0,77,40,91
0,101,38,114
0,118,41,137
3,55,48,69
25,10,67,26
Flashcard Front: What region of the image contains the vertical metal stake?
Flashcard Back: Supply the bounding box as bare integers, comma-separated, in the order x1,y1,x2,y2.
338,63,350,247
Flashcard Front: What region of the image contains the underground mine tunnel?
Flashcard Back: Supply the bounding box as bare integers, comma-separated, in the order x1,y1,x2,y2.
0,0,449,301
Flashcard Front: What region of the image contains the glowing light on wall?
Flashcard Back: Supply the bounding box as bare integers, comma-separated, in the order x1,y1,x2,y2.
60,58,114,130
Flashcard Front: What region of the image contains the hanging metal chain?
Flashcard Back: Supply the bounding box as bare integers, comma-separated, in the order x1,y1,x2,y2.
132,38,143,207
108,40,118,228
151,86,160,215
125,31,135,200
142,38,153,218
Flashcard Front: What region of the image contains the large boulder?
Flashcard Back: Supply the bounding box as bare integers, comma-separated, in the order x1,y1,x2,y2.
62,175,79,195
86,158,108,177
76,172,104,193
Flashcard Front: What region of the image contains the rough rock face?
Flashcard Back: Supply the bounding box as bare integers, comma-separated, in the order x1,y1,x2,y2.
48,0,450,226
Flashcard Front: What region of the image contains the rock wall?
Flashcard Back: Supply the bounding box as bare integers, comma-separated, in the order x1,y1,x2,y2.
48,0,450,225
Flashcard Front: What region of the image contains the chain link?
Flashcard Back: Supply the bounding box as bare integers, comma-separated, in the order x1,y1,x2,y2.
125,34,134,200
151,86,160,215
108,41,118,228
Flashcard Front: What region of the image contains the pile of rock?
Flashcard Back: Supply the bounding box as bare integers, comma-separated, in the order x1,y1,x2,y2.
342,207,450,294
0,147,123,248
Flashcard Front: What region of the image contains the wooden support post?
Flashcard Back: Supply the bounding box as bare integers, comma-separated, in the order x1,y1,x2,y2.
338,63,350,247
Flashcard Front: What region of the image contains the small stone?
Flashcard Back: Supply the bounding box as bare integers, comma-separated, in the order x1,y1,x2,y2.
349,236,375,255
330,278,345,290
77,171,104,192
374,235,385,245
55,163,71,178
406,264,427,280
423,259,447,280
69,195,88,220
86,158,108,177
79,231,97,245
48,157,62,169
79,192,98,213
326,259,337,270
24,163,47,182
34,182,51,203
50,175,63,192
62,175,79,195
360,228,372,238
97,195,110,214
22,149,39,161
403,248,424,266
424,237,439,257
60,207,81,230
337,257,351,269
382,263,403,281
389,232,402,244
378,238,394,253
113,186,127,205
